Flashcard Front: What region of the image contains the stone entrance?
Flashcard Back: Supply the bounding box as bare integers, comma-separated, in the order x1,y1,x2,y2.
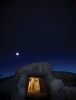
11,62,66,100
26,76,47,98
27,77,40,92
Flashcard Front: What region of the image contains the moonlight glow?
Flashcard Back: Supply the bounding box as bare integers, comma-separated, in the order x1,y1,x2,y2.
16,52,19,56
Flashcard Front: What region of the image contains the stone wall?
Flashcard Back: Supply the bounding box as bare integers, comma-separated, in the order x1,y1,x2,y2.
11,62,66,100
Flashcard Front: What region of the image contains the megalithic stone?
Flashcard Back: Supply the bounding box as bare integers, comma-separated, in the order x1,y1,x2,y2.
17,74,27,89
17,88,25,100
11,92,21,100
17,74,27,100
50,79,65,100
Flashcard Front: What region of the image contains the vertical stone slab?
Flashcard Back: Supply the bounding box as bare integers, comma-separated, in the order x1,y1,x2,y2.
50,79,65,100
17,74,27,88
17,74,27,100
40,77,47,93
17,88,25,100
63,86,76,100
11,92,21,100
26,77,29,93
45,74,57,96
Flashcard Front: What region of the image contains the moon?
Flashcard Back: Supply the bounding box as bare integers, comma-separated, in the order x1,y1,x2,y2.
16,52,19,56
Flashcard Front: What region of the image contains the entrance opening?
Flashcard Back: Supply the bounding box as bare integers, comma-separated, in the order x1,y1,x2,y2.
26,76,48,99
27,77,40,93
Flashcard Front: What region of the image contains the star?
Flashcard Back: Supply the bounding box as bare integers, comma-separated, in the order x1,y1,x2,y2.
16,52,19,56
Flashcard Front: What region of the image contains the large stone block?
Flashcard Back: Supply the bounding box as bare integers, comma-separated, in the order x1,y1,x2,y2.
11,92,21,100
15,62,52,75
17,88,25,100
45,74,57,83
17,74,27,88
63,86,76,100
50,79,65,100
45,74,57,95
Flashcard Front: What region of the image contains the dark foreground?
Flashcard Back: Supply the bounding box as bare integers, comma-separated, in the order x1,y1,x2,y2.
0,71,76,100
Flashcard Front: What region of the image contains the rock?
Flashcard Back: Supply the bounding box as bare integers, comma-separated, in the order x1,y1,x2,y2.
11,92,21,100
17,74,27,88
17,74,27,100
45,74,57,95
63,86,76,100
50,79,65,100
15,62,52,76
45,74,57,83
17,88,25,100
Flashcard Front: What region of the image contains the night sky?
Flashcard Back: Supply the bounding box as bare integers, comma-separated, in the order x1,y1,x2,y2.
0,0,76,78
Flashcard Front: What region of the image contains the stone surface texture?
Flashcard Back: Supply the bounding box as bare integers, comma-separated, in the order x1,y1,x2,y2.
0,62,76,100
17,74,27,88
45,74,57,83
17,88,25,100
45,74,57,95
63,86,76,100
11,92,21,100
15,62,52,75
17,74,27,100
50,79,65,100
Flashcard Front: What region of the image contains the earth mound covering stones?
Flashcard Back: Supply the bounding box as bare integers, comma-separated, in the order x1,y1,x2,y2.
0,62,76,100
